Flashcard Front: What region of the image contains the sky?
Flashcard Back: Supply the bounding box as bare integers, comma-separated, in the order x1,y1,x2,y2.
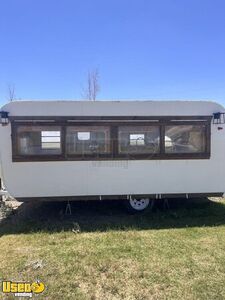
0,0,225,105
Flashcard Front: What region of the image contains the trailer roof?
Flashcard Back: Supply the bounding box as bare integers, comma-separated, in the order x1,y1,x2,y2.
1,100,224,117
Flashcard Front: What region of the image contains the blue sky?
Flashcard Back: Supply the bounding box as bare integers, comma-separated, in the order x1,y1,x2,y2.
0,0,225,105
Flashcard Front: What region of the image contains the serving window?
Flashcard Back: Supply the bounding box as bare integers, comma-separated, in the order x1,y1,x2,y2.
11,118,211,161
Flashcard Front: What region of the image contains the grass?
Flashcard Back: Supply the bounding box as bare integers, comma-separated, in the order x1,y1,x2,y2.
1,198,225,299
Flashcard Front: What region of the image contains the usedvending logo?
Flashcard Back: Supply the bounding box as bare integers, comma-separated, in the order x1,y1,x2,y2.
2,280,45,298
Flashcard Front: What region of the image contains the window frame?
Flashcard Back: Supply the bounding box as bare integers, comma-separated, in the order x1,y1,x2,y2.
12,123,65,161
161,121,210,159
117,124,161,158
164,124,208,155
11,116,211,162
66,125,112,159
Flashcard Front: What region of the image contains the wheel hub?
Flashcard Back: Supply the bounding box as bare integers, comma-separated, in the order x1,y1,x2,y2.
129,198,150,211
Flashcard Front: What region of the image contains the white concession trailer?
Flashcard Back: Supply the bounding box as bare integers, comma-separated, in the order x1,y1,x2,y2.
0,100,224,212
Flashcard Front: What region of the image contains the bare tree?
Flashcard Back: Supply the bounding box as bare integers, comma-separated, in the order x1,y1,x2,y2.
84,69,100,101
7,83,16,102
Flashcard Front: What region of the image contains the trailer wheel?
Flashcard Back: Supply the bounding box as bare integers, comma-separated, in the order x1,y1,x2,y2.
125,198,151,213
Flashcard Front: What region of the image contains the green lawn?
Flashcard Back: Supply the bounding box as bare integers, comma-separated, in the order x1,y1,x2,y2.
1,198,225,299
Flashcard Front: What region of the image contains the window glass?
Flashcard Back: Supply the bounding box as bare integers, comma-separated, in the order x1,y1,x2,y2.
165,125,206,153
66,126,110,155
118,126,160,154
17,126,62,155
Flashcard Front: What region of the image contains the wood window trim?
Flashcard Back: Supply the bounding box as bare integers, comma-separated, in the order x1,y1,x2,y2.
11,117,211,162
9,115,212,122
